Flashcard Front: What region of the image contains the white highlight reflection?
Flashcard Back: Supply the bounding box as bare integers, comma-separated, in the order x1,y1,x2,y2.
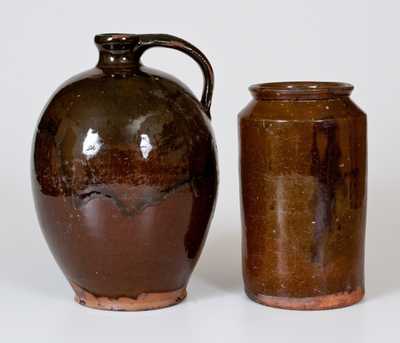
139,134,152,159
82,128,102,158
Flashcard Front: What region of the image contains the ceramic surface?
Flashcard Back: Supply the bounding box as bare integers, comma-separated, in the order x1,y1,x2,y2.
239,82,367,310
32,33,218,310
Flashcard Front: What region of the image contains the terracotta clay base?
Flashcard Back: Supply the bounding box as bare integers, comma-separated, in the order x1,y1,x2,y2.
246,287,364,310
70,282,187,311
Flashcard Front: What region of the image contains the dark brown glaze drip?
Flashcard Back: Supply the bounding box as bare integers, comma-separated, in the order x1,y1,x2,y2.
310,121,342,264
239,82,367,310
32,33,217,309
72,177,197,217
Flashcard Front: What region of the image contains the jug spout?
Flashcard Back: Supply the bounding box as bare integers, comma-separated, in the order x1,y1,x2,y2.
95,33,140,69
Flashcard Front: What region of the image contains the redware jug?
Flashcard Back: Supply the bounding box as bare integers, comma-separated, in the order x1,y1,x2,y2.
32,33,218,311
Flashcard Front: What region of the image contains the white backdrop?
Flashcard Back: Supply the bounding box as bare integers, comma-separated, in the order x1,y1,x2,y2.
1,0,398,341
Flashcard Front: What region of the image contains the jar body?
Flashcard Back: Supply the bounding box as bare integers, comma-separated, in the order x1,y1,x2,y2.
32,46,217,310
239,84,367,310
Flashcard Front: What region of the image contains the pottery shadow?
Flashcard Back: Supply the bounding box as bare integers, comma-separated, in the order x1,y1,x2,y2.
1,228,71,300
191,227,243,299
365,185,400,301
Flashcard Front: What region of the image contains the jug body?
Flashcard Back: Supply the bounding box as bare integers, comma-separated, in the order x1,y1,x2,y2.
32,33,218,311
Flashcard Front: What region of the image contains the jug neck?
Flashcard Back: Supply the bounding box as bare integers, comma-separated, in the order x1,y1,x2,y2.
95,33,140,69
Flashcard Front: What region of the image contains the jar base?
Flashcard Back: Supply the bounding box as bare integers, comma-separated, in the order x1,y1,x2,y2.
246,287,364,310
70,282,187,311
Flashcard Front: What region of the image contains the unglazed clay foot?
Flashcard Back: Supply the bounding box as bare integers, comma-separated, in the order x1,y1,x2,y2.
247,287,364,311
71,282,187,311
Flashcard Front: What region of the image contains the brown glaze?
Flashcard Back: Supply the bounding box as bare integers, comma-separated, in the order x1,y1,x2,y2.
239,82,367,310
32,33,217,310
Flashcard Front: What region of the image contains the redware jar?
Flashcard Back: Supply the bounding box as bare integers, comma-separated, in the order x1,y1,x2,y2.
239,82,367,310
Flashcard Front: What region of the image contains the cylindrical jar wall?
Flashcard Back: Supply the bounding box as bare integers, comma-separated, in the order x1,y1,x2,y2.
239,82,367,310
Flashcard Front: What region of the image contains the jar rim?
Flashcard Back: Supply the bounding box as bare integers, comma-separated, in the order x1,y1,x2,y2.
249,81,354,100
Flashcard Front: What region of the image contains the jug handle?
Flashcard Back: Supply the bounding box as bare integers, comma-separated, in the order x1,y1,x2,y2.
134,34,214,119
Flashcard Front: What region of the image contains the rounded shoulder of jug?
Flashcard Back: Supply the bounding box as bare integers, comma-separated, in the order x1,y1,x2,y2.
33,65,216,199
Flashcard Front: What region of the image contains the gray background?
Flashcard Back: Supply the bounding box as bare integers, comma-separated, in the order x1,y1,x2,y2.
1,0,397,341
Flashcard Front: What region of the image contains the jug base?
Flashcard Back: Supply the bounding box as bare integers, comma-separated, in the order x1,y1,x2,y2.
246,287,364,310
71,282,187,311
